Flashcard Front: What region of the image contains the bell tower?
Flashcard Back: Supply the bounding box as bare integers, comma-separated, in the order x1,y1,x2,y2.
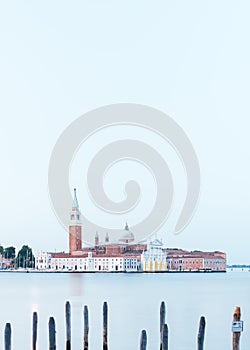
69,188,82,254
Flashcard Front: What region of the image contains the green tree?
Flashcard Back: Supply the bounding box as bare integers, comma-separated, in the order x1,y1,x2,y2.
4,246,16,259
17,245,35,268
0,245,4,256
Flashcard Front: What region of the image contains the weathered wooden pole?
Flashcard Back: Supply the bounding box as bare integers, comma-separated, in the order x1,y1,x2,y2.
49,317,56,350
232,307,241,350
161,324,168,350
84,305,89,350
140,330,147,350
32,312,38,350
197,316,206,350
65,301,71,350
4,323,11,350
103,302,108,350
160,301,166,349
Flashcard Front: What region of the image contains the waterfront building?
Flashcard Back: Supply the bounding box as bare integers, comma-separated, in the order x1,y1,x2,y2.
203,254,226,271
35,251,138,272
165,249,227,272
35,188,227,273
141,238,167,272
0,255,14,269
35,252,51,270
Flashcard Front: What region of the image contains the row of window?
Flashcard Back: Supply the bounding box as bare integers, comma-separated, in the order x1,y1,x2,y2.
47,265,131,271
52,258,135,263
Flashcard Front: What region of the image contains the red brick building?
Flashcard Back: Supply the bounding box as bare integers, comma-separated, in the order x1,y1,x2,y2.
69,188,82,254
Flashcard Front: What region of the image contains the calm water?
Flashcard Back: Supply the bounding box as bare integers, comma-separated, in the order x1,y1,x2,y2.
0,272,249,349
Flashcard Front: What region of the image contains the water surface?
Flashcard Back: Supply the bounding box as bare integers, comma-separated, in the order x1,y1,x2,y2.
0,272,249,349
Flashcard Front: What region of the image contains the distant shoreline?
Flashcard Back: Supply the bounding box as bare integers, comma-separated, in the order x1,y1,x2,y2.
0,269,227,274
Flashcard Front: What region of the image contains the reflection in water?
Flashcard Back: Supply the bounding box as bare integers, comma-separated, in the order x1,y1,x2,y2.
69,273,84,297
68,273,85,348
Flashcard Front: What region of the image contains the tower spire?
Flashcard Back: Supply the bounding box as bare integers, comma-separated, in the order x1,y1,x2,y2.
73,188,79,209
69,188,82,254
105,232,109,243
95,231,99,246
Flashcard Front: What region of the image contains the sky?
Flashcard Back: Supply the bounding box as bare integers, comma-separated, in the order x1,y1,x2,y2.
0,1,249,264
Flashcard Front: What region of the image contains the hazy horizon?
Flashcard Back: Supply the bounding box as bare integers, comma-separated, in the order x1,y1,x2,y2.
0,1,250,265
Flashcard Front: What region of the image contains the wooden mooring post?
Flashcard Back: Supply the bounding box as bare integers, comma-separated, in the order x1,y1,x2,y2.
84,305,89,350
4,323,11,350
161,324,168,350
232,307,242,350
197,316,206,350
32,312,38,350
140,330,147,350
2,301,243,349
65,301,71,350
49,317,56,350
103,302,108,350
160,301,166,350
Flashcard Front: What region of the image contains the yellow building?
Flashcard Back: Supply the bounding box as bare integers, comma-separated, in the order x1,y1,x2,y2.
141,239,167,272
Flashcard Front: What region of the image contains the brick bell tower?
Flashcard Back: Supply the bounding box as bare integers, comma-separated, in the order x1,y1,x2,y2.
69,188,82,254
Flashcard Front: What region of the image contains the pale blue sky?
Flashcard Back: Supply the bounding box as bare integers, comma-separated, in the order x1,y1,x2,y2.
0,1,249,263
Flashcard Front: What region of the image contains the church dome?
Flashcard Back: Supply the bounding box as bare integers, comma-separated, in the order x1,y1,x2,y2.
119,223,135,244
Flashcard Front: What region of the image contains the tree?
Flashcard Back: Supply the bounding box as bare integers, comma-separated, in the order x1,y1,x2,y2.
4,246,15,259
0,245,4,256
17,245,35,268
